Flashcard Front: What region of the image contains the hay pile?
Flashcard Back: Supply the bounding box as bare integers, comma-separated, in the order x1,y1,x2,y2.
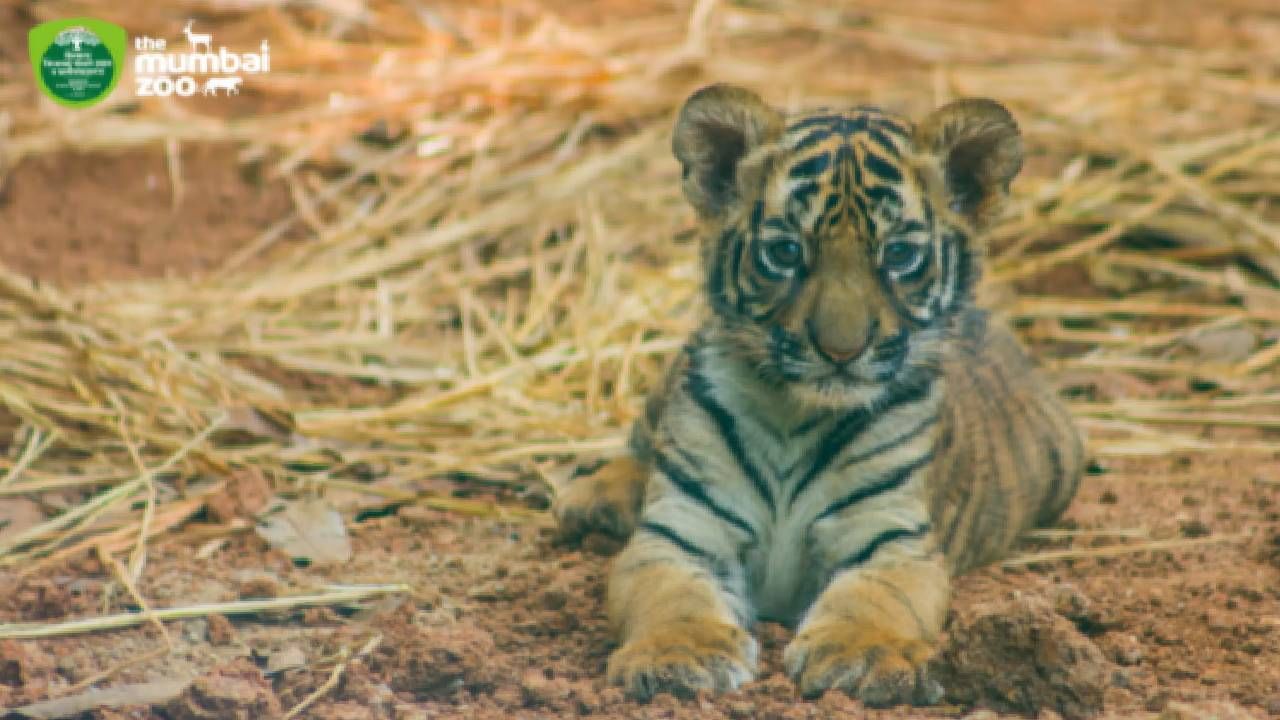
1,0,1278,578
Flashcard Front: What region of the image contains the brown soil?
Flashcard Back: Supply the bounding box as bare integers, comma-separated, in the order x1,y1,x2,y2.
0,144,296,285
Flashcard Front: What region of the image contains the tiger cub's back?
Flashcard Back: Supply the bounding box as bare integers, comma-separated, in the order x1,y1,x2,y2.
929,310,1085,574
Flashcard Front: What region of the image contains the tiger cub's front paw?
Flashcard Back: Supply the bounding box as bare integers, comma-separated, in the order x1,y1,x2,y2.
608,620,757,701
553,457,645,542
783,620,943,707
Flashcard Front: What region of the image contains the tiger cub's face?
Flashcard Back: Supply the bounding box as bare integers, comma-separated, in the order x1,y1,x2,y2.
673,85,1023,409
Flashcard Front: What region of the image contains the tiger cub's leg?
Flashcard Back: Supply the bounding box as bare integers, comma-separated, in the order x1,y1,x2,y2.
783,537,949,706
606,483,758,700
553,456,647,542
607,532,756,699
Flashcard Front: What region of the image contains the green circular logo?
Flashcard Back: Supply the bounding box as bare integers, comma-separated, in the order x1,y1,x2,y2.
39,26,115,103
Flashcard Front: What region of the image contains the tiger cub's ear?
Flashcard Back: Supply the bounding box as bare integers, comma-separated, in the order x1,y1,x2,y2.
914,99,1023,228
673,84,784,219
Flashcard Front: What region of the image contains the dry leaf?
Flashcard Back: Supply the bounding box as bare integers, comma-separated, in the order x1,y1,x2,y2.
254,498,351,566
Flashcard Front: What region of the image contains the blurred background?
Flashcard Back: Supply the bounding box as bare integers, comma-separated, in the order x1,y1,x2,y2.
0,1,1278,718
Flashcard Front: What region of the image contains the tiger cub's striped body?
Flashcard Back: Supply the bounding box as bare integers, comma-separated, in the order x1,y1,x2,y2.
556,85,1083,706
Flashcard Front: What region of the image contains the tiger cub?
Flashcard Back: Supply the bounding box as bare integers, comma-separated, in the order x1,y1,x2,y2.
555,84,1084,706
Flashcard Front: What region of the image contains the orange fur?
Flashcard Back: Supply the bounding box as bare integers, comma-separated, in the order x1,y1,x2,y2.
554,456,647,542
606,537,756,699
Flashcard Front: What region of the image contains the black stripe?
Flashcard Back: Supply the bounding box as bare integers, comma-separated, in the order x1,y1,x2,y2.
787,376,934,504
686,361,777,512
834,144,859,188
829,115,871,136
790,411,830,438
833,523,931,572
706,228,737,315
955,241,977,301
937,418,972,557
791,128,832,152
1031,399,1079,524
984,362,1024,548
864,184,901,207
850,193,873,236
866,128,901,157
762,217,791,233
653,450,757,539
836,412,939,470
898,219,927,235
786,407,873,499
1043,444,1065,516
789,152,831,179
730,221,747,315
816,450,935,521
790,181,819,208
863,151,904,183
640,521,717,565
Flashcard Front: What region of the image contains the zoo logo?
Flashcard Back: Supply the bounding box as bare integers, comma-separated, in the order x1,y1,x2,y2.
133,20,270,98
28,18,127,107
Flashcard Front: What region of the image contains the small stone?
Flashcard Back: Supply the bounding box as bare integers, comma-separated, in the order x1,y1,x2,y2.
206,614,236,646
266,646,307,674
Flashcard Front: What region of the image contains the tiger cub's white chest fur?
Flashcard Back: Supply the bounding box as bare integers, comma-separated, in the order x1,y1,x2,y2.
694,352,941,622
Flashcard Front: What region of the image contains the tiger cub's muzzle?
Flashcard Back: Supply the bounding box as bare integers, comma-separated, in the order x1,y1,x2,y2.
770,318,911,386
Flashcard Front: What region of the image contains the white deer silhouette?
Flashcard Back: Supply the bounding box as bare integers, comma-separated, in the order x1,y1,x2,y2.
202,77,242,96
183,20,212,53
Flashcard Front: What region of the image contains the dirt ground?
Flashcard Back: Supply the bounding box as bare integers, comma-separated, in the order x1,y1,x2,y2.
1,134,1279,720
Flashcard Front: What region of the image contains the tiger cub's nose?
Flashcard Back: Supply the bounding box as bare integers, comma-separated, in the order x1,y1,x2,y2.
808,318,876,366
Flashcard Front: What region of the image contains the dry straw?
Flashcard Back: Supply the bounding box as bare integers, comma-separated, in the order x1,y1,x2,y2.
1,0,1278,586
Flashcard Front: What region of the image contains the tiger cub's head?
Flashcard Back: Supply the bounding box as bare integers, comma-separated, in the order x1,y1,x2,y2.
673,84,1022,409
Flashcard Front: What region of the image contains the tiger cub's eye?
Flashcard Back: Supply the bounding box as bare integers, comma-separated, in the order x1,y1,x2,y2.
765,239,804,269
881,240,925,274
